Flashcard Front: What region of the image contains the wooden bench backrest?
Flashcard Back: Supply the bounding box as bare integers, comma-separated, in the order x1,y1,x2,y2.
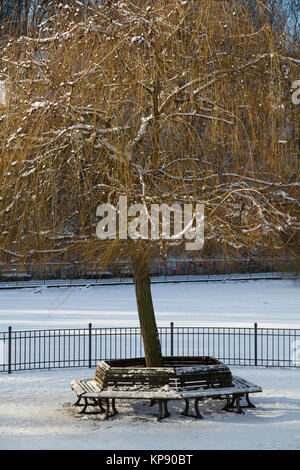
162,356,222,367
174,365,233,390
102,356,221,368
94,360,233,390
95,361,177,389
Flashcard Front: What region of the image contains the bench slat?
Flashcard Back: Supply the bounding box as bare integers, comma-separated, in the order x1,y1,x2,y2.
70,376,262,401
182,376,262,397
73,389,182,400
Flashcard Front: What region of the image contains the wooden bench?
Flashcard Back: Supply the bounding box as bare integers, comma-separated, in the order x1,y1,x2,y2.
180,375,262,418
71,360,181,420
70,358,262,421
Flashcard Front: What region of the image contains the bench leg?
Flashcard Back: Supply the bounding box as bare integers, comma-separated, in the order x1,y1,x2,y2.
225,395,239,411
245,393,256,409
104,399,110,419
181,398,190,417
228,393,256,412
194,399,204,419
222,395,231,412
73,395,84,407
234,395,245,414
111,399,118,416
226,395,239,413
180,399,203,419
79,397,89,414
157,400,170,421
104,399,118,420
95,398,106,413
78,397,106,415
163,400,170,419
229,395,236,408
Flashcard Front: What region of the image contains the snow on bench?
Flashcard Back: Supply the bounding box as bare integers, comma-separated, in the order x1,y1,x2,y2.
70,359,262,421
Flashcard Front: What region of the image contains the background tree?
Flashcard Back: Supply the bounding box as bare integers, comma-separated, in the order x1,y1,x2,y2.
0,0,37,36
0,0,299,365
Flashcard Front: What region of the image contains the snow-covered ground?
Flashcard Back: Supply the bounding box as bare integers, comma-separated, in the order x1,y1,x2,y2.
0,279,299,450
0,366,300,450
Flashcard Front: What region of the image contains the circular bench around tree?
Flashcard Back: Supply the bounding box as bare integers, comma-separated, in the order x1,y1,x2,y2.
70,356,262,420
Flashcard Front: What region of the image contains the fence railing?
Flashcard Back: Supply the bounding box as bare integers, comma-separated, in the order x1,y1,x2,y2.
0,323,299,373
0,272,298,290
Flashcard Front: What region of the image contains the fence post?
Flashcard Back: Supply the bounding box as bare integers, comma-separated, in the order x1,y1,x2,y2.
170,322,174,356
88,323,92,368
8,326,12,374
254,322,258,366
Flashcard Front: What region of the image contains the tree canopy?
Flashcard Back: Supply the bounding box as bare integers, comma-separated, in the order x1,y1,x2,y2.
0,0,299,267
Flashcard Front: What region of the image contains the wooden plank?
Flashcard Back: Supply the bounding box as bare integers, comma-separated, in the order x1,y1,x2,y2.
105,356,222,368
162,356,221,366
175,365,231,375
178,374,232,383
97,360,111,371
104,375,176,381
106,367,175,376
106,358,146,367
182,386,261,399
77,389,182,400
70,379,102,396
231,376,262,391
70,375,262,410
70,381,86,395
82,380,102,393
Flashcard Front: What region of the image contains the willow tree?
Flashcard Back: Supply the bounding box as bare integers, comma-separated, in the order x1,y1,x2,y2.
0,0,299,365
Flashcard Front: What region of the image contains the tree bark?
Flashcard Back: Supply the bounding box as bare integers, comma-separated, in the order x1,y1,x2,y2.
131,255,163,367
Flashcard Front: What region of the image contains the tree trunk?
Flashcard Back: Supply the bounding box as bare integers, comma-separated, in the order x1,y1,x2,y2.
131,256,163,367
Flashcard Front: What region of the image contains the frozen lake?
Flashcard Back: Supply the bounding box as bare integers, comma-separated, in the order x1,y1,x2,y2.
0,279,299,331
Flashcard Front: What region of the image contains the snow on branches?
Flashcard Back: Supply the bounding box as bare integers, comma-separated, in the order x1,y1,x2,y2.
0,0,299,264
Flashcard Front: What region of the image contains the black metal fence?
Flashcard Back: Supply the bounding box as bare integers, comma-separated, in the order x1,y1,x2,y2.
0,323,299,373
